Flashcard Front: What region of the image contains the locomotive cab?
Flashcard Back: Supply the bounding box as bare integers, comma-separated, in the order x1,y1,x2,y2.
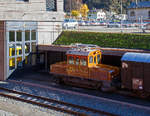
88,50,101,67
67,44,102,67
66,45,103,78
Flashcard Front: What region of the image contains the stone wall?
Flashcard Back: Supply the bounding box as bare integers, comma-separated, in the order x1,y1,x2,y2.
0,0,64,21
37,21,62,45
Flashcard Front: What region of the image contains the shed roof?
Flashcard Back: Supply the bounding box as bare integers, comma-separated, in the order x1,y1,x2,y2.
121,52,150,63
128,1,150,9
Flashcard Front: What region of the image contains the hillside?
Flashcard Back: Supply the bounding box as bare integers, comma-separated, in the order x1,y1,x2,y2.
64,0,150,13
54,31,150,50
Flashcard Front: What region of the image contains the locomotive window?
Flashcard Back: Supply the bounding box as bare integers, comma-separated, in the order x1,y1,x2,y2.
69,56,74,64
76,58,79,65
89,56,93,63
97,54,100,64
94,56,96,64
80,58,87,66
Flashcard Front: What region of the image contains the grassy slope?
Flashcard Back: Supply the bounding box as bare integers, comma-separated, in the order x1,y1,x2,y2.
53,31,150,49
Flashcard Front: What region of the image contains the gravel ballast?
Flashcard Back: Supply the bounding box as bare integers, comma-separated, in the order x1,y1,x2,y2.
0,109,18,116
0,95,71,116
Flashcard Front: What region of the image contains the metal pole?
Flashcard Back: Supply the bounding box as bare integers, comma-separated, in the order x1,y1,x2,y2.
121,0,123,33
70,0,72,18
52,17,56,43
135,0,138,23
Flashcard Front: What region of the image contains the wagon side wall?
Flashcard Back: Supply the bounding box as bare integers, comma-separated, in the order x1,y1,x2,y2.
122,60,150,93
121,61,133,89
143,63,150,93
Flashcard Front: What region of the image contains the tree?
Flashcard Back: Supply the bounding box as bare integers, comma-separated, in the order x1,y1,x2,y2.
80,4,89,18
71,10,80,17
64,0,82,12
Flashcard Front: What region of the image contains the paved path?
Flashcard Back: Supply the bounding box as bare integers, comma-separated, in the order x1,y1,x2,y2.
66,26,150,33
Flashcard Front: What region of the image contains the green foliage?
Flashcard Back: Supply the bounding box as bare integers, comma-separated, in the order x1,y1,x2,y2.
82,0,150,13
53,31,150,49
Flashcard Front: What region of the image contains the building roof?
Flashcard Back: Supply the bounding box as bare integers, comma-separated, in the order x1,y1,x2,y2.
121,52,150,63
66,44,99,56
38,45,150,56
128,1,150,9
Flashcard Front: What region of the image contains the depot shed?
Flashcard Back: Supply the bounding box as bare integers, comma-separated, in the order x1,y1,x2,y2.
121,52,150,93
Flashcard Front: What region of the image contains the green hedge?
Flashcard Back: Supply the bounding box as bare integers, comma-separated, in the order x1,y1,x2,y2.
53,31,150,49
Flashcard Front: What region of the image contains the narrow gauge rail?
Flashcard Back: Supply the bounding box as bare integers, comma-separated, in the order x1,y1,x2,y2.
0,86,118,116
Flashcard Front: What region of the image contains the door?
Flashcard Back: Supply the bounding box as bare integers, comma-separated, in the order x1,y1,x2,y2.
7,22,37,78
78,57,89,78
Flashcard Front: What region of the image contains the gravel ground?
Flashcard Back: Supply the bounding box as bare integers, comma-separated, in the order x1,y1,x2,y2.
0,109,17,116
0,95,72,116
0,81,150,116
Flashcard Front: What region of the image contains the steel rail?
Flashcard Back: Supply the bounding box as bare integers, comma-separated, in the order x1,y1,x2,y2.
0,87,87,116
0,87,118,116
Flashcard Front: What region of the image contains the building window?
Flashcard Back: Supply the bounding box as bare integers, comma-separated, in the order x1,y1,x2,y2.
31,30,36,40
16,31,22,41
46,0,57,11
31,42,36,52
25,43,30,54
9,31,15,42
16,0,29,2
25,30,30,41
9,58,15,70
130,11,135,16
16,44,22,55
149,11,150,19
130,11,135,17
9,44,15,57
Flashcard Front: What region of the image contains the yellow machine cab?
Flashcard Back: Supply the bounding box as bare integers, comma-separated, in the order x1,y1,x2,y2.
66,44,102,68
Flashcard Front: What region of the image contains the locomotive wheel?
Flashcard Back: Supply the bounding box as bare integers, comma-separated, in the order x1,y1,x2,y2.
52,75,63,84
139,92,150,98
95,83,102,90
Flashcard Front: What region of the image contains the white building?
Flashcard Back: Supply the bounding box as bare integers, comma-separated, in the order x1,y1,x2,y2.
0,0,64,80
128,1,150,22
97,10,106,21
88,9,106,21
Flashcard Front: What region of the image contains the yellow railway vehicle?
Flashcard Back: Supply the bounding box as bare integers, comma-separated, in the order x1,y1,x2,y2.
50,44,120,90
9,45,27,68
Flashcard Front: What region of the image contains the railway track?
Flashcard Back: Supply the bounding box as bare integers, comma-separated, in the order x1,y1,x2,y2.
0,86,118,116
